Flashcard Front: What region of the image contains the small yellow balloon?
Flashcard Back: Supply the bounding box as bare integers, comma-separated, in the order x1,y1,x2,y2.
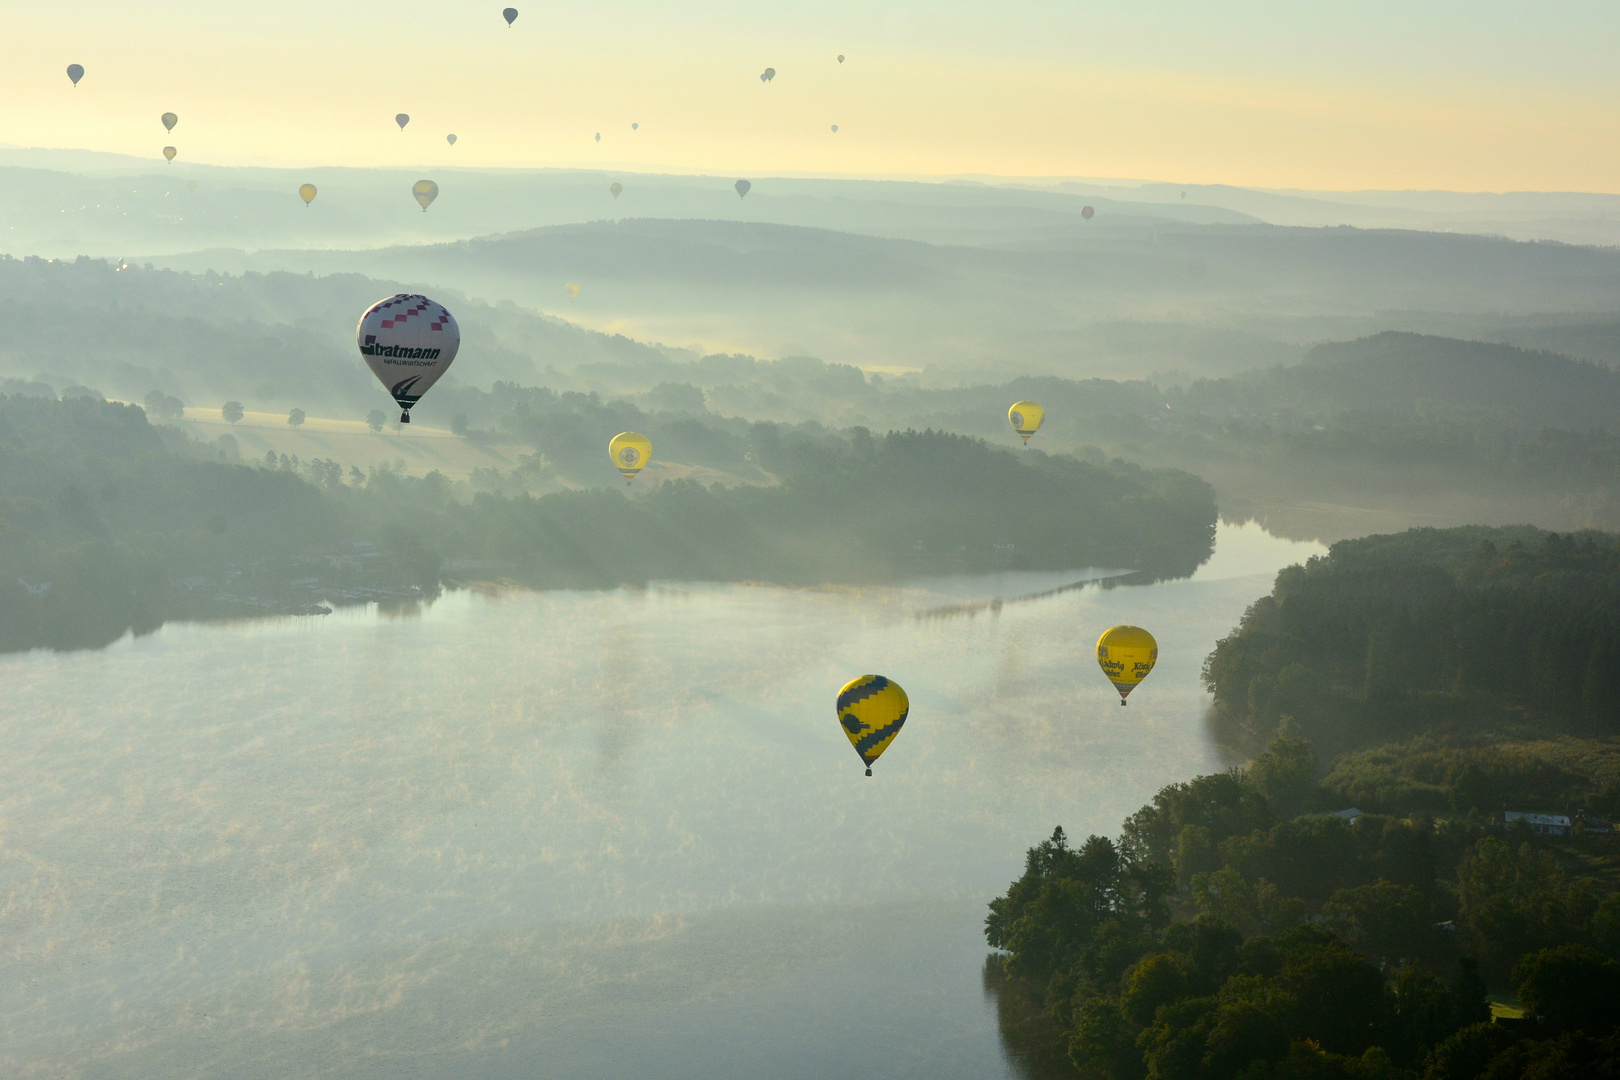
610,182,622,199
1096,626,1158,705
1009,401,1043,443
298,183,317,206
161,112,178,132
836,675,909,776
565,283,580,298
412,179,438,211
608,431,652,483
162,146,176,162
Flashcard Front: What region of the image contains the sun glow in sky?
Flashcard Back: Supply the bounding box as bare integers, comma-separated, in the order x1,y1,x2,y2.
10,0,1620,190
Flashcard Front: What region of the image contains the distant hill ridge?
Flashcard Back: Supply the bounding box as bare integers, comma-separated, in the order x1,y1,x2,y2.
1202,331,1620,432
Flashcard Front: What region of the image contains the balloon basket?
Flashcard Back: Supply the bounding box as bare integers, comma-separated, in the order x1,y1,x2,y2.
865,767,872,777
1120,699,1128,706
400,412,411,424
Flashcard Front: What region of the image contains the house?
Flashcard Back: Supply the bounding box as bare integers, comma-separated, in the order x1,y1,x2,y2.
1325,807,1364,825
1504,811,1572,837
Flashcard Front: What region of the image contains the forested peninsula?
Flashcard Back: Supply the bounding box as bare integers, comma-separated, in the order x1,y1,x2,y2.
988,526,1620,1080
0,394,1216,653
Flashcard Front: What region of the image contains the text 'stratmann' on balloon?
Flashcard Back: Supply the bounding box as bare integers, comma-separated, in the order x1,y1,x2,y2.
356,295,461,425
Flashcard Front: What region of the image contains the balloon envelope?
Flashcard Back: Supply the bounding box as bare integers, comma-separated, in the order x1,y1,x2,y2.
595,133,601,141
1008,400,1044,442
631,122,638,130
610,182,622,198
412,179,438,211
66,64,84,86
831,125,838,133
565,283,580,298
356,294,460,423
161,112,177,132
837,54,845,63
836,675,909,774
298,183,317,205
447,133,457,145
396,113,410,130
503,7,518,24
609,431,652,483
1096,626,1158,703
734,179,751,198
162,146,176,162
1081,205,1094,220
763,67,775,81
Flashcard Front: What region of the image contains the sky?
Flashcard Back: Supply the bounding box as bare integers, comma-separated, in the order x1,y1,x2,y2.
9,1,1620,190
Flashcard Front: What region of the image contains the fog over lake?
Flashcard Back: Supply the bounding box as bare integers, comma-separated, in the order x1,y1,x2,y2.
0,522,1322,1079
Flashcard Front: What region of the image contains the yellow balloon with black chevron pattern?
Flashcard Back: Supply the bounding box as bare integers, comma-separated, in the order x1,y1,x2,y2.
836,674,909,776
609,431,652,484
1008,400,1044,443
1096,625,1157,705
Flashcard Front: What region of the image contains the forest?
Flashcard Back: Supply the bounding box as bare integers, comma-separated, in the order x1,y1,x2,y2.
988,527,1620,1079
0,393,1216,652
1201,526,1620,756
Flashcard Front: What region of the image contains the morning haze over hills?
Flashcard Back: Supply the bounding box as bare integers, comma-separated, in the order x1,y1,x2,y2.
8,5,1620,1076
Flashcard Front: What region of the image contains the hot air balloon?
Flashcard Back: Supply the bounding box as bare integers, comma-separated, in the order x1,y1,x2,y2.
838,55,845,63
1081,205,1094,220
735,179,751,198
299,183,317,206
356,294,460,425
595,133,601,142
836,675,908,776
831,125,838,133
610,182,622,198
396,113,410,130
609,431,652,483
1008,401,1043,444
503,7,518,24
161,112,178,132
447,134,457,146
761,67,776,82
66,64,84,86
631,122,639,130
162,146,176,162
1096,626,1157,705
412,179,438,211
565,283,580,298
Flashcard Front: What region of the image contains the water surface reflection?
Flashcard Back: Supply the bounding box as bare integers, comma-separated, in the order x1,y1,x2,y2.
0,521,1322,1078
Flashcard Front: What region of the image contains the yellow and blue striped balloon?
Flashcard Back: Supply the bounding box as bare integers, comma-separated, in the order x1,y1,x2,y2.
836,675,909,776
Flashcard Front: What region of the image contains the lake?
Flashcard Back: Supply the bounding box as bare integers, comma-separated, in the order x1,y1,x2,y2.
0,521,1325,1078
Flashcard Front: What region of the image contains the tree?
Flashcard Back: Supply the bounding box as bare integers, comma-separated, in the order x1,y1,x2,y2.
366,409,386,433
143,390,184,420
288,408,306,427
221,401,244,424
451,412,469,437
1514,945,1620,1033
1324,880,1433,962
1247,733,1319,819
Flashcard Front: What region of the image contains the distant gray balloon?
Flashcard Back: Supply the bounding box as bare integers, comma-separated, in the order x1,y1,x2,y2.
595,132,601,141
396,113,410,130
632,122,639,130
838,55,845,63
735,179,751,199
162,112,178,132
503,7,518,24
762,67,775,82
831,125,838,133
447,133,457,145
66,64,84,86
1081,205,1094,220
